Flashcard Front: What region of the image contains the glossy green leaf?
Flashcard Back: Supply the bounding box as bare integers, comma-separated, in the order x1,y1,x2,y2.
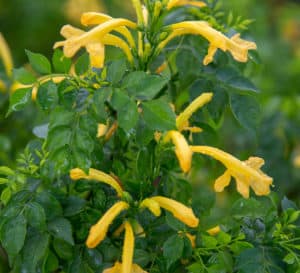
75,53,89,75
0,215,27,255
37,81,58,111
53,238,74,260
13,67,36,84
7,87,32,116
230,93,261,132
163,234,184,269
48,217,74,245
141,99,176,131
110,89,138,132
25,202,47,230
21,232,50,273
123,71,168,100
25,50,51,74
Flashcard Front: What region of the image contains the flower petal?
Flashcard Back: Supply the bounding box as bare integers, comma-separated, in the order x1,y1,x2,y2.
86,201,129,248
214,170,231,192
122,221,135,273
150,196,199,227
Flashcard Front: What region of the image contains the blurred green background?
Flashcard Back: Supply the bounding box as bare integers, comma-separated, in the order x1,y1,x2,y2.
0,0,299,198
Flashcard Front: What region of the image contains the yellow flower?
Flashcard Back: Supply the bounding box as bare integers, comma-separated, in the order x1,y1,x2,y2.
147,196,199,228
139,198,161,217
70,167,123,197
164,130,193,173
190,146,273,198
176,92,213,131
158,21,256,65
54,23,134,68
86,201,129,248
184,232,196,248
80,12,136,48
163,92,213,173
0,33,13,77
207,225,221,236
293,155,300,168
167,0,206,10
104,221,148,273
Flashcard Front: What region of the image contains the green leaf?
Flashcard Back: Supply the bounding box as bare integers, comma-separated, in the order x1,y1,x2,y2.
0,187,11,205
53,238,74,260
163,234,184,269
21,232,50,273
231,198,265,219
142,99,176,131
123,71,168,100
92,87,112,122
165,212,185,231
63,196,86,217
25,50,51,74
230,93,261,132
216,231,231,245
7,87,32,116
36,192,63,220
236,248,283,273
52,49,72,73
0,215,27,255
230,241,253,255
133,249,150,268
37,81,58,111
46,127,72,151
110,89,138,132
49,107,75,130
283,253,295,265
13,67,36,84
227,76,258,93
43,251,59,272
25,202,47,230
107,59,127,84
201,234,218,248
75,52,89,75
48,217,74,245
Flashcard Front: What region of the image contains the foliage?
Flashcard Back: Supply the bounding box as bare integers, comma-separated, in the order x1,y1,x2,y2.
1,0,300,273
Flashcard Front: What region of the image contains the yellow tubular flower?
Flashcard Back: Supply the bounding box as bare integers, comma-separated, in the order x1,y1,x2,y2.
86,201,129,248
158,21,256,65
0,33,13,77
164,130,193,173
70,168,123,197
149,196,199,227
207,225,221,236
81,12,136,49
185,233,196,248
122,221,135,273
167,0,206,10
293,155,300,168
140,198,161,217
101,34,134,62
190,146,273,198
54,20,136,66
176,92,213,131
97,123,108,138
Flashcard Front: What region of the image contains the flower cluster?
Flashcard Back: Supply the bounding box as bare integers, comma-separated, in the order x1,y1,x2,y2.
54,0,256,70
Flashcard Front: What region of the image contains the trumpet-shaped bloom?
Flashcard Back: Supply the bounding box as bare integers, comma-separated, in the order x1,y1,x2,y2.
148,196,199,227
158,21,256,65
70,168,123,197
207,225,221,236
86,201,129,248
0,33,13,77
167,0,206,10
80,12,136,48
176,92,213,131
190,146,273,198
122,221,135,273
139,198,161,217
163,92,213,173
54,23,135,68
164,130,193,173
